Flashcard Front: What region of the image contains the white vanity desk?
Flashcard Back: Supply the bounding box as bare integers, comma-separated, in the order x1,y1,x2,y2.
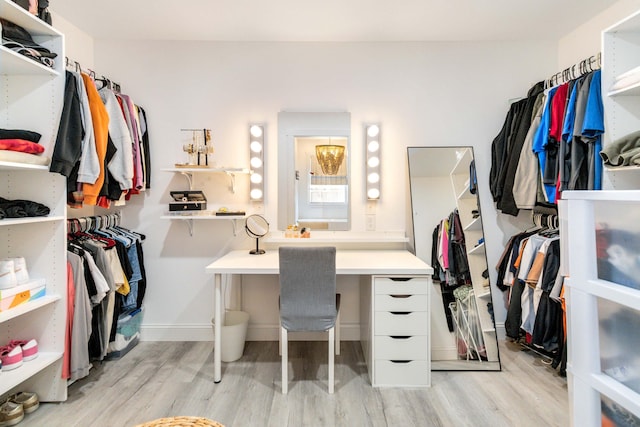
206,249,433,387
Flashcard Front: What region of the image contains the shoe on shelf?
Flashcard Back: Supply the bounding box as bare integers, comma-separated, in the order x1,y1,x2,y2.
9,339,38,362
0,346,23,371
0,400,24,426
9,392,38,414
0,260,17,290
9,257,29,285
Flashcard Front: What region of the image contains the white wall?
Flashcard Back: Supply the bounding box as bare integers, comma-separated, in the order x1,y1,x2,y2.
85,39,558,340
558,0,640,68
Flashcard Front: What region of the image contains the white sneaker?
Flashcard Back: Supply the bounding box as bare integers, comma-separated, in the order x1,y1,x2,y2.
0,260,17,290
10,257,29,284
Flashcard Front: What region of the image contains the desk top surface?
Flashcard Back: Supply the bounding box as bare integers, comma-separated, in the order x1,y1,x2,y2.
206,249,433,275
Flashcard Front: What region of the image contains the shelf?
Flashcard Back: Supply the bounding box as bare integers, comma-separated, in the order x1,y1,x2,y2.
0,352,63,395
0,215,65,227
163,167,250,192
0,294,60,324
467,242,485,255
0,46,60,76
482,327,496,333
608,81,640,97
477,289,492,299
590,373,640,420
265,231,409,244
161,212,245,236
0,0,60,36
463,217,482,231
604,164,640,172
457,186,474,200
0,160,49,172
450,148,473,176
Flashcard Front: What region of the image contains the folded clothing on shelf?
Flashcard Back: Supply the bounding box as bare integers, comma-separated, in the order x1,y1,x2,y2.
0,197,50,219
0,277,46,311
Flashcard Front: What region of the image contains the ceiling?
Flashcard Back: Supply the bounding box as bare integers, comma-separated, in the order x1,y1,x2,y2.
50,0,619,42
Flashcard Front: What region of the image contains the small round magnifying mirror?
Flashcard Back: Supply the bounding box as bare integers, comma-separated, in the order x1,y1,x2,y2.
245,214,269,255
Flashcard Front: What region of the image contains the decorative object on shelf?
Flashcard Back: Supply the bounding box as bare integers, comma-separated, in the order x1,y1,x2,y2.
365,124,381,200
245,214,269,255
249,124,265,201
315,143,345,176
179,129,213,167
169,190,207,212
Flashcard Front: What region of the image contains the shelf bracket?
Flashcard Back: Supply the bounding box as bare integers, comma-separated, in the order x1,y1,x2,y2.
225,171,237,193
231,219,239,236
185,219,194,236
179,172,195,190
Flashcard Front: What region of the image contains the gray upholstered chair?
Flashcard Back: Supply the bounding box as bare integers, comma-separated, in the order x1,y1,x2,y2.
279,246,340,394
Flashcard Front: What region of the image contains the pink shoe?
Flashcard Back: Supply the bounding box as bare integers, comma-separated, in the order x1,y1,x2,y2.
0,345,23,371
9,339,38,362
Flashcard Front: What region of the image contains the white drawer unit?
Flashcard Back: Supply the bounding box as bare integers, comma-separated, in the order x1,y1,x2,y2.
375,360,430,387
374,277,429,295
374,311,429,335
371,275,431,387
374,335,428,360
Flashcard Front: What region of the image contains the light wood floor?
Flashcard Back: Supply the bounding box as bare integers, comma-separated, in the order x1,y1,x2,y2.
22,340,569,427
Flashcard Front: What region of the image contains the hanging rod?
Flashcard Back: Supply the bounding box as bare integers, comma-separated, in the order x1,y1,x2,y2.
545,52,602,89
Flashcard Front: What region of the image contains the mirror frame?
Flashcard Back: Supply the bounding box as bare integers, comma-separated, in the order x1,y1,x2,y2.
278,111,351,231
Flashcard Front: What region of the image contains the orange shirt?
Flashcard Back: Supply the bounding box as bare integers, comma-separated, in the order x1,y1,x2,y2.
81,74,109,205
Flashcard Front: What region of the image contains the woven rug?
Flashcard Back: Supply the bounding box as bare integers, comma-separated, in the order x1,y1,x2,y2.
134,416,224,427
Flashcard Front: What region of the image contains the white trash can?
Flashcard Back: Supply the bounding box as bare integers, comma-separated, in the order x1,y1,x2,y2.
212,310,250,362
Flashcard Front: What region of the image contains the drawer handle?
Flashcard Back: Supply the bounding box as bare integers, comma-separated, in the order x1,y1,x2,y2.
390,311,412,315
389,277,411,282
390,294,411,299
390,360,411,364
390,336,411,340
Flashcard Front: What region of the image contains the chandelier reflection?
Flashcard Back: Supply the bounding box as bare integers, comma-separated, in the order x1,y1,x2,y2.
315,144,345,175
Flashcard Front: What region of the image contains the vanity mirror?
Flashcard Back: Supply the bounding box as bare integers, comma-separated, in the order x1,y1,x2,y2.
407,146,501,371
278,112,351,231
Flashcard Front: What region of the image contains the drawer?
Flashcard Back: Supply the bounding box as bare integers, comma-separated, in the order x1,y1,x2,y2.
374,336,428,360
374,360,430,387
375,293,428,311
374,311,428,335
374,277,429,295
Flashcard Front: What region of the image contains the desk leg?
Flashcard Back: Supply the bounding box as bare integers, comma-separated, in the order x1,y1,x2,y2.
214,273,222,383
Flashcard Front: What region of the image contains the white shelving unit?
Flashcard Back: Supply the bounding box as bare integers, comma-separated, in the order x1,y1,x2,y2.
161,167,250,192
563,190,640,427
601,10,640,188
449,148,498,363
0,0,66,402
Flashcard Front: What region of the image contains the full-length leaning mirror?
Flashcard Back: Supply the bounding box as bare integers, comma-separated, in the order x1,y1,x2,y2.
408,146,501,371
278,112,351,231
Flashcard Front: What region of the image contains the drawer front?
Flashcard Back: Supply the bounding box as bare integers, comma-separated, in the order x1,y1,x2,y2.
375,294,428,311
374,360,430,387
374,311,429,335
374,335,428,360
374,277,429,295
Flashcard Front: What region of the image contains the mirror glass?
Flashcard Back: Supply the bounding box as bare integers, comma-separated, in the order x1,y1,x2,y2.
407,146,501,371
278,112,351,231
246,214,269,255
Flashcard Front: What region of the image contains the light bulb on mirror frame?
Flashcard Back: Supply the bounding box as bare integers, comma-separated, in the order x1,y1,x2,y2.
367,188,380,199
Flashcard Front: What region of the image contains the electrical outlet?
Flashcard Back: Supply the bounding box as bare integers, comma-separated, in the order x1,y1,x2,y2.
366,214,376,231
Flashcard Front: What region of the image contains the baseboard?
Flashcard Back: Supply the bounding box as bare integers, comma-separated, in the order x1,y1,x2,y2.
141,323,506,343
140,323,361,342
431,346,458,360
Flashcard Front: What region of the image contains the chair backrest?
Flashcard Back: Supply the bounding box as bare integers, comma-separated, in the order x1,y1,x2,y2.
279,246,337,332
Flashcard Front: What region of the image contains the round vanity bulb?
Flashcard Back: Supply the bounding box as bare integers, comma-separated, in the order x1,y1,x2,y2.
250,125,263,138
250,140,262,153
250,157,263,168
367,172,380,184
367,156,380,168
250,188,263,200
367,188,380,199
367,140,379,153
251,173,263,184
367,125,380,137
